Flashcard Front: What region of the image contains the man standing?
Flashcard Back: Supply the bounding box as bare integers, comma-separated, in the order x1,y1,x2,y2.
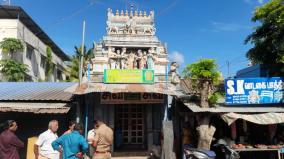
34,120,60,159
63,120,76,135
92,117,113,159
87,121,97,158
0,120,24,159
52,123,88,159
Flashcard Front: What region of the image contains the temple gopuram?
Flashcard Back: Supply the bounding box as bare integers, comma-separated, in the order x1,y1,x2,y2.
91,8,169,82
70,8,183,157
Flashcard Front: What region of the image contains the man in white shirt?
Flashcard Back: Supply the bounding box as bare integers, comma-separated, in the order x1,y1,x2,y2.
34,120,60,159
87,121,97,158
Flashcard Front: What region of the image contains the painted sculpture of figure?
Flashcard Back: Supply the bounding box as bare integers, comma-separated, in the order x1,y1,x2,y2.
159,47,166,54
146,53,156,70
142,51,148,69
125,17,136,34
149,47,156,54
143,26,156,35
147,48,156,69
127,51,135,69
170,62,181,84
108,47,117,69
136,50,143,69
116,50,121,69
120,48,127,69
108,26,118,34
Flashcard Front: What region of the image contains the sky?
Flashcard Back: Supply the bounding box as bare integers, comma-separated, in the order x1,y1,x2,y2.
2,0,267,77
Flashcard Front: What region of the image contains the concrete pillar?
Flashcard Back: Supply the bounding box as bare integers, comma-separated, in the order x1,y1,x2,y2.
147,104,153,150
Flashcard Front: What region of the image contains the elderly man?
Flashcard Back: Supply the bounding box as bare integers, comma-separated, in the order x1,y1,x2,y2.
34,120,60,159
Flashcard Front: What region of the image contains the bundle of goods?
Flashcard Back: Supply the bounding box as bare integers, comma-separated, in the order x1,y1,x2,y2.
232,144,246,149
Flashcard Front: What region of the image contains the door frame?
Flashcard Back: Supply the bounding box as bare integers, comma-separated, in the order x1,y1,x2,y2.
114,104,147,151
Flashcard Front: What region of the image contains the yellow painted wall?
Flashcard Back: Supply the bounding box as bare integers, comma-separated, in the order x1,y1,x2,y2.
26,137,37,159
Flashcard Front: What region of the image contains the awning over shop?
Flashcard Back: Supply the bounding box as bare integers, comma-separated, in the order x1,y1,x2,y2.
184,103,284,125
184,102,284,113
65,82,185,97
0,102,70,114
221,112,284,125
184,103,284,113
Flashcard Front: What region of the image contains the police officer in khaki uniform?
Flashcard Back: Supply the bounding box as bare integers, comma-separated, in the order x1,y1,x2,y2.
92,117,113,159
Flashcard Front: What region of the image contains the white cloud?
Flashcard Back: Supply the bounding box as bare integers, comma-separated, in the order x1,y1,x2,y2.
169,51,184,64
258,0,264,4
211,21,250,32
244,0,264,4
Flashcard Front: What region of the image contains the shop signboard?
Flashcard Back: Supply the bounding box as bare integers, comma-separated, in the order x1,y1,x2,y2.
101,92,164,104
225,77,284,105
103,69,154,84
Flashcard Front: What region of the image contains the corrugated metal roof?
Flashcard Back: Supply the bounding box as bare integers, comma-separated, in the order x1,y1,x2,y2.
184,102,284,113
222,112,284,125
0,102,70,114
0,82,75,101
65,82,185,97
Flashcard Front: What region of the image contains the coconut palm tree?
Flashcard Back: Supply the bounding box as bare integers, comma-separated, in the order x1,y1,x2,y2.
70,45,94,81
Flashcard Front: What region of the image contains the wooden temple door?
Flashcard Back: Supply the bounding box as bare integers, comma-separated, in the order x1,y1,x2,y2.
116,104,146,150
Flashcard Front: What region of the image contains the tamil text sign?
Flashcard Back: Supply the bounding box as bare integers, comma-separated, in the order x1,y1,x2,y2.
103,69,154,84
225,77,284,105
101,92,164,104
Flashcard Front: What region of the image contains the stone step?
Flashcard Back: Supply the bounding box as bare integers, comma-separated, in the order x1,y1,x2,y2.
113,151,149,157
112,157,148,159
84,156,149,159
84,151,150,159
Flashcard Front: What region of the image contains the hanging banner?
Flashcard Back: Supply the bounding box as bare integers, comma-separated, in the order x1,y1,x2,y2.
101,92,164,104
225,77,284,105
103,69,154,84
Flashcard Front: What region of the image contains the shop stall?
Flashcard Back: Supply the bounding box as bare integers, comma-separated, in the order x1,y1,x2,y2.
171,76,284,159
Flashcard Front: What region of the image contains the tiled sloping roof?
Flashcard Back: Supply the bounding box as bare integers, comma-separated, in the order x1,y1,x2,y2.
0,102,70,113
65,82,185,97
180,79,197,94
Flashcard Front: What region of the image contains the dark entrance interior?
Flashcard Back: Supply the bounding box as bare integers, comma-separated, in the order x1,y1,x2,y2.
115,104,146,150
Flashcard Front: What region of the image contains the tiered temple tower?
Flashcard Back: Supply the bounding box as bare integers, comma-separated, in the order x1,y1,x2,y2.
91,8,168,82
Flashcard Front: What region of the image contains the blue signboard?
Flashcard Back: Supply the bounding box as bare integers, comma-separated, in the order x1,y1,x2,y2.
225,77,284,105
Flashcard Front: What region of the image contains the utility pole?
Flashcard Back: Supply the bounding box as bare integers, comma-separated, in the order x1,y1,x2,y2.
226,60,230,78
79,20,86,86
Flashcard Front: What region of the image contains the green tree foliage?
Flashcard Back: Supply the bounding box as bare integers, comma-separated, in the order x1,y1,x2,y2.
0,59,28,81
245,0,284,65
0,38,23,59
183,59,221,84
183,59,221,107
0,38,27,81
70,56,79,82
45,46,54,81
70,45,93,81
